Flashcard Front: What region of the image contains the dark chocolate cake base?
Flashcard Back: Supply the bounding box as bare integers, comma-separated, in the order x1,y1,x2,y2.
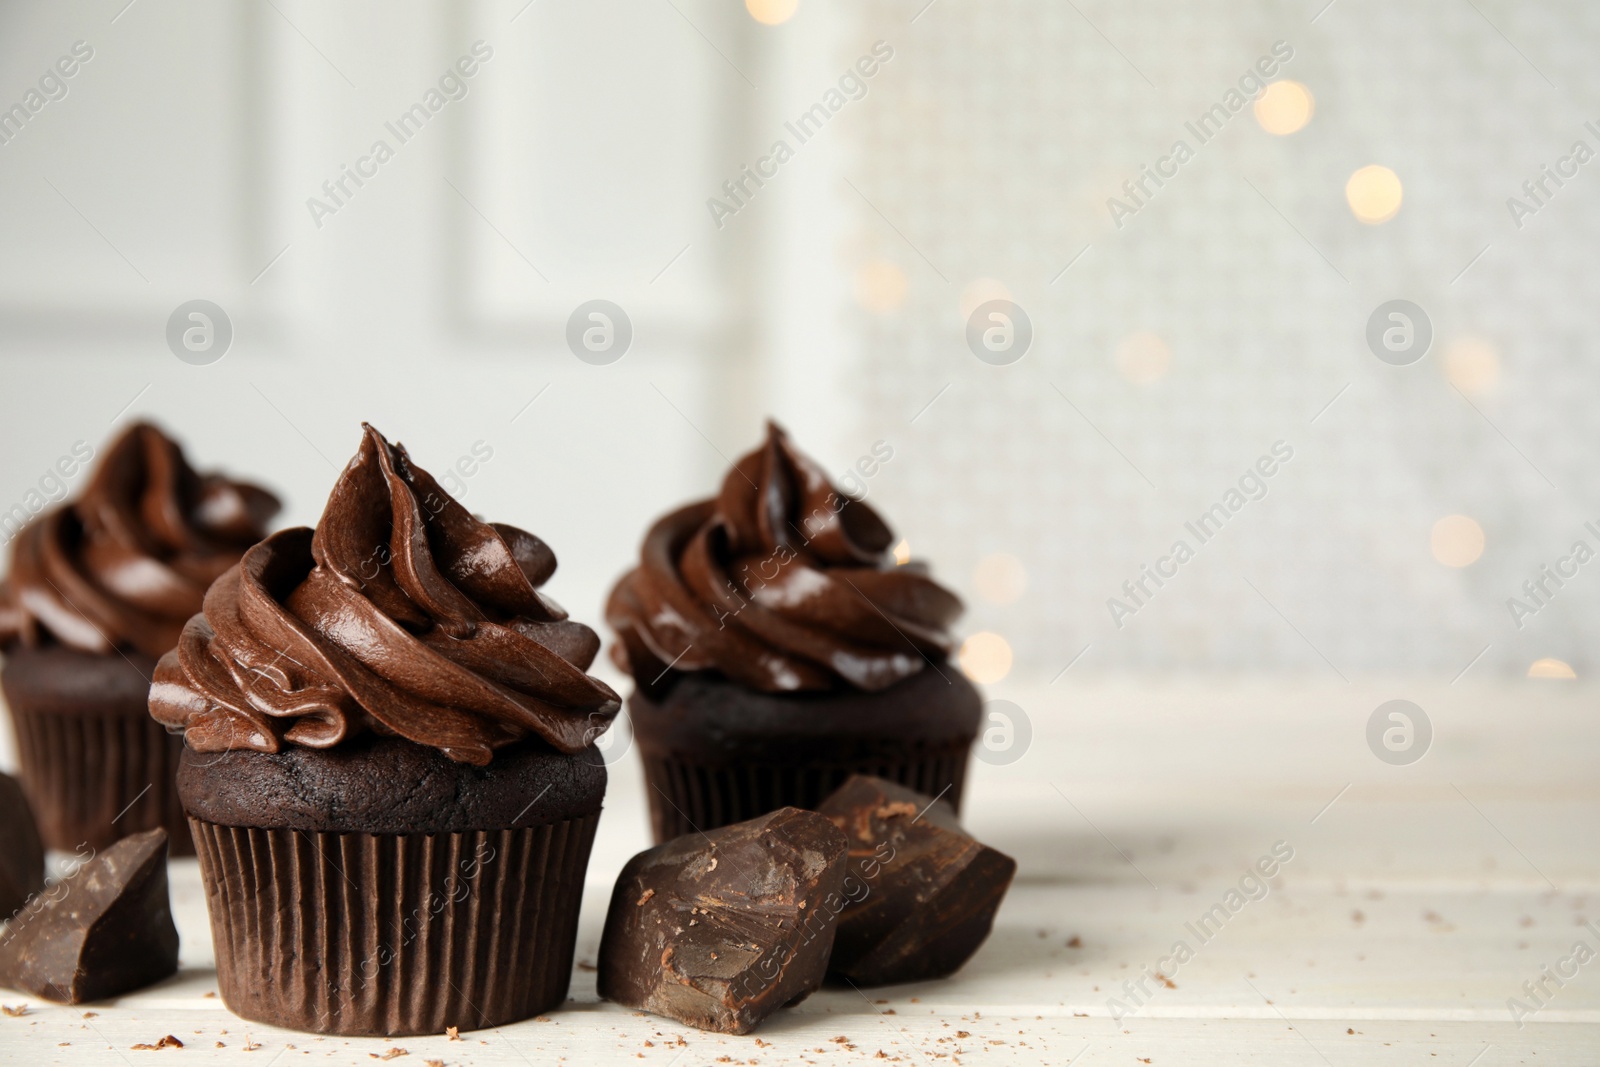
2,646,190,854
630,666,980,843
177,737,607,1036
191,814,598,1036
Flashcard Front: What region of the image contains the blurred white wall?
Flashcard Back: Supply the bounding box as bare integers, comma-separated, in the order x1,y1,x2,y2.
1,0,1596,687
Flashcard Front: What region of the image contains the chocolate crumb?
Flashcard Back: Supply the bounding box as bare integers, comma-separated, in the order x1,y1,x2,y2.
1067,936,1082,948
637,889,655,906
1,1005,27,1017
446,1027,460,1040
131,1035,184,1050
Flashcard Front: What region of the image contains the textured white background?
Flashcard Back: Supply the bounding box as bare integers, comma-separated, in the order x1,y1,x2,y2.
0,0,1595,687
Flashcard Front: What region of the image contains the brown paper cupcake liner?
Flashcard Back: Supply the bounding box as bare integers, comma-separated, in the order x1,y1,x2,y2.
639,743,972,843
190,812,600,1036
9,703,192,855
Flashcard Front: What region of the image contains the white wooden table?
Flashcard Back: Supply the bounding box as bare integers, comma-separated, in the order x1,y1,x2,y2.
3,680,1597,1065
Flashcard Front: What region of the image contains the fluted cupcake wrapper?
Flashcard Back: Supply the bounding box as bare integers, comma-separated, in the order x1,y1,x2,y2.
9,703,192,855
638,743,972,844
190,812,600,1036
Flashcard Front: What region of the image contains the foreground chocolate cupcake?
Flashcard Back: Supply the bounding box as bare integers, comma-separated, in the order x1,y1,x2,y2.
607,421,980,842
150,424,620,1036
0,422,279,854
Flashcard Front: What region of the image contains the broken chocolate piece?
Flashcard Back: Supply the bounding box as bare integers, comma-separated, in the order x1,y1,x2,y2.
598,807,848,1034
0,829,179,1003
0,772,46,919
817,775,1015,986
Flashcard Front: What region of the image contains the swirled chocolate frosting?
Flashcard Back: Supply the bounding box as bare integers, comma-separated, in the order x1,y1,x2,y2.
0,423,280,658
150,424,619,764
606,422,962,694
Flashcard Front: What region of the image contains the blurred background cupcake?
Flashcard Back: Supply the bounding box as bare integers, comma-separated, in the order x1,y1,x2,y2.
150,424,620,1036
608,421,981,843
0,422,279,854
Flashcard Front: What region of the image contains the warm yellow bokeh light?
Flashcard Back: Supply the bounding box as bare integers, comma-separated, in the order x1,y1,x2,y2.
855,259,908,314
1254,80,1314,135
892,539,911,566
1347,165,1403,224
1528,657,1577,680
973,553,1027,604
960,278,1011,320
959,632,1013,684
1443,336,1500,394
1115,330,1171,385
745,0,798,25
1431,514,1485,568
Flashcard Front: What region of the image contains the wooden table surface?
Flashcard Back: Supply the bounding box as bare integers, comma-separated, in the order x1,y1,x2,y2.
3,680,1597,1065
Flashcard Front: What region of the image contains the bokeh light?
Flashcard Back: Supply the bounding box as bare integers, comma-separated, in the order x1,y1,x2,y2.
1443,336,1500,394
1431,514,1485,568
1115,330,1171,385
1346,165,1403,224
973,553,1027,604
855,260,908,314
1254,80,1314,135
745,0,798,25
959,632,1013,684
1527,658,1576,679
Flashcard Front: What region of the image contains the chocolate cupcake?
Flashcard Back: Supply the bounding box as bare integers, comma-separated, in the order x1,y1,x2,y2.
0,423,279,854
150,424,620,1036
607,421,980,843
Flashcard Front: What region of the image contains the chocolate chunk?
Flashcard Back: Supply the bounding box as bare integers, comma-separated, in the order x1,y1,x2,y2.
0,829,179,1003
0,772,46,919
816,775,1015,986
598,807,848,1034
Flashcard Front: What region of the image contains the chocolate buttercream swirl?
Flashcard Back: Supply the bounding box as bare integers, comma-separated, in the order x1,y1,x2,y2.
150,424,620,765
607,421,962,694
0,422,280,658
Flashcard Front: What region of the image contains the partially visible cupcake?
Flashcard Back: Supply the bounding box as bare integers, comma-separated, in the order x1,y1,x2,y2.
607,421,980,843
151,425,620,1036
0,422,279,854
